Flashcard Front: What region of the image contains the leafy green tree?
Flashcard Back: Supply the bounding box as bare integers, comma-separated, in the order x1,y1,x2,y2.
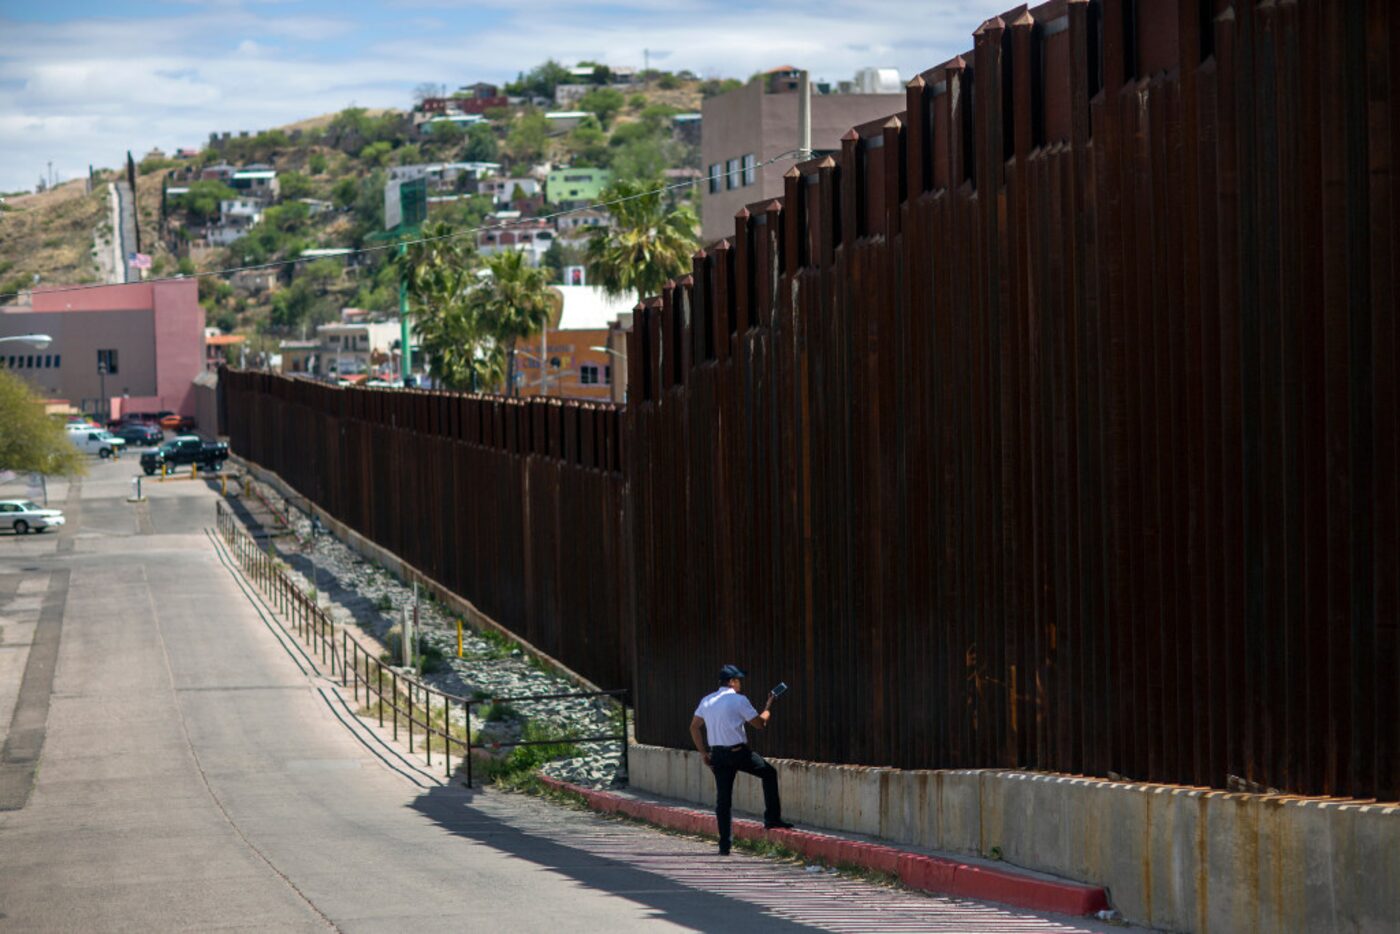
331,177,358,209
395,144,422,166
657,72,681,90
467,250,554,395
585,178,699,303
629,93,647,111
359,140,394,167
268,258,341,332
639,103,680,131
566,121,610,167
610,135,671,181
0,371,84,477
578,87,625,129
506,59,572,99
463,122,499,163
506,109,550,164
541,238,586,283
175,180,238,223
279,171,315,199
700,78,743,99
308,152,329,175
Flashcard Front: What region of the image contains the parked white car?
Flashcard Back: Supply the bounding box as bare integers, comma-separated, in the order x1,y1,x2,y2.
66,425,127,458
0,500,65,534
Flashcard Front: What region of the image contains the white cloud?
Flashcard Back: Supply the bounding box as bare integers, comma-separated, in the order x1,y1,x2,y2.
0,0,994,192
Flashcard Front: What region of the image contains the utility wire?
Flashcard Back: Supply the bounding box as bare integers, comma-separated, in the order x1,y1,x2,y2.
0,150,805,305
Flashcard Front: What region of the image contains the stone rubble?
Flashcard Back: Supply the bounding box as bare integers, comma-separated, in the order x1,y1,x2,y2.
235,476,626,788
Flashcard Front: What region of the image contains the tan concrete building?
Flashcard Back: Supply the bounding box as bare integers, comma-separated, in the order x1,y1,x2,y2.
700,73,904,243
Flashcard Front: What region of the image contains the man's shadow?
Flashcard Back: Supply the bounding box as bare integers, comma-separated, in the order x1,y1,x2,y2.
407,781,814,931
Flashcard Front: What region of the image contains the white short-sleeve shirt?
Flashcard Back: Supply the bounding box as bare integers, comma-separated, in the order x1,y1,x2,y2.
694,687,758,747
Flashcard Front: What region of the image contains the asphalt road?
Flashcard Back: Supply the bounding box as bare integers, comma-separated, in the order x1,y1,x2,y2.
0,456,1122,932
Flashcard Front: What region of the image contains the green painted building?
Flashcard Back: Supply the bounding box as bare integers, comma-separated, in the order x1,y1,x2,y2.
545,167,612,206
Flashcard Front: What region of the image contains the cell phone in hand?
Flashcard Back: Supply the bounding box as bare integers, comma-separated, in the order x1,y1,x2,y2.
770,682,788,698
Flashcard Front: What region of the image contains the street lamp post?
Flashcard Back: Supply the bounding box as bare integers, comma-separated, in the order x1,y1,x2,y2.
590,345,628,401
515,349,562,395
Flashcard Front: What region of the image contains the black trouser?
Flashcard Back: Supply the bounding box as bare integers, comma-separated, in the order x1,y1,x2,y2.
710,744,782,850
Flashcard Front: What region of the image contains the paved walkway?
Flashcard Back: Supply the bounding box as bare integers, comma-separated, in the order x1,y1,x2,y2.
0,458,1134,931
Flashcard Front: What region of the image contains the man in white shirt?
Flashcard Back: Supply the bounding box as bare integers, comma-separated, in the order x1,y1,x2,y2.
689,664,793,855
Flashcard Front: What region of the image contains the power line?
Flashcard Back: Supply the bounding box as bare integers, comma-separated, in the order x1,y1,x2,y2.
0,151,804,305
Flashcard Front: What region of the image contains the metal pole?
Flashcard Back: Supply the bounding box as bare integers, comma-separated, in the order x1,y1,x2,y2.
466,702,473,788
798,70,812,161
398,242,412,382
540,320,548,397
621,698,629,784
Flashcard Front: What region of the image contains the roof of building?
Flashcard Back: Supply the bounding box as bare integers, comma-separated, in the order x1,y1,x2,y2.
233,169,277,180
553,285,637,331
205,334,245,346
279,339,321,349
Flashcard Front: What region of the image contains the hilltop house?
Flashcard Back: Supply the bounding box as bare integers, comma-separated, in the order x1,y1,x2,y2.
230,165,279,201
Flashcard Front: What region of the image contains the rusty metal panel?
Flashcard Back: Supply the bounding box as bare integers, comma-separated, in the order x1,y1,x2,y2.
223,0,1400,802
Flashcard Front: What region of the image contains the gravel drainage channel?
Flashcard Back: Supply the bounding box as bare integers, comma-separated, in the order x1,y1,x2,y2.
226,476,626,789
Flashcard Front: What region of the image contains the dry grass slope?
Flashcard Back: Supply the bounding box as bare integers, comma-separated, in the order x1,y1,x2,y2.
0,178,107,298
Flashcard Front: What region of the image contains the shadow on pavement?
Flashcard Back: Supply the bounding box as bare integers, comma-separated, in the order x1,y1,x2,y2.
407,782,813,931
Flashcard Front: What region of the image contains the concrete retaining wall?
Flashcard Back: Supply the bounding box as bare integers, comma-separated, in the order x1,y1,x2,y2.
629,744,1399,933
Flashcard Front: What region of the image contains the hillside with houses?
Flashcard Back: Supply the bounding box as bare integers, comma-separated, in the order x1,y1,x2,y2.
4,57,909,401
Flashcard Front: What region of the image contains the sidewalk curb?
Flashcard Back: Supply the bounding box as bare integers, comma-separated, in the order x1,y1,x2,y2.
539,775,1110,918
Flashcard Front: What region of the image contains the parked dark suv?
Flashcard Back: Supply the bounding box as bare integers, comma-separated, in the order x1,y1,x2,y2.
110,423,164,447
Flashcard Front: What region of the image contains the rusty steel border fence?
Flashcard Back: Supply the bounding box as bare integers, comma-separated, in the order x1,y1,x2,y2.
627,0,1398,802
223,0,1399,801
220,371,630,694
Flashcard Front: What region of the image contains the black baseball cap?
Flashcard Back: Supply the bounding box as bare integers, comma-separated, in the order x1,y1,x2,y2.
718,664,746,683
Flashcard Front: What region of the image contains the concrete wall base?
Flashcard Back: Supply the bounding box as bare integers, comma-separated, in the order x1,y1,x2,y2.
628,744,1399,933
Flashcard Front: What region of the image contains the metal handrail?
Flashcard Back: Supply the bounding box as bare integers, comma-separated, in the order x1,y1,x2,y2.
214,500,629,786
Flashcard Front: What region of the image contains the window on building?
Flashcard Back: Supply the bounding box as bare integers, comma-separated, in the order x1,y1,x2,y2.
53,354,60,368
727,158,741,190
580,364,600,385
604,364,612,385
26,355,33,368
97,348,119,374
708,163,723,194
743,153,756,186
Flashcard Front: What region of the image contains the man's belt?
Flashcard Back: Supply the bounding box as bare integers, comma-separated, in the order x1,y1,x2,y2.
710,743,746,752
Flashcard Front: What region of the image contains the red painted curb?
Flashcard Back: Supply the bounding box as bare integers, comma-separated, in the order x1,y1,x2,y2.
539,775,1110,917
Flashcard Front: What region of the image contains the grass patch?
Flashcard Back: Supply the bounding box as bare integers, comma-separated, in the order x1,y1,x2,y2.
373,593,394,612
473,626,516,660
378,631,450,673
477,719,582,785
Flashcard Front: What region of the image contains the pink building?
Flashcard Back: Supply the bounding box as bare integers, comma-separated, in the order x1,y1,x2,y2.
0,280,205,421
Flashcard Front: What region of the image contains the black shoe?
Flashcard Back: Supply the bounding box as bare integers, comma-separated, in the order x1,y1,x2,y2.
718,845,731,856
764,820,795,830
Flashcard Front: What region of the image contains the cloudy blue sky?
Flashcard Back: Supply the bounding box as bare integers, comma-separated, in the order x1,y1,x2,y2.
0,0,992,193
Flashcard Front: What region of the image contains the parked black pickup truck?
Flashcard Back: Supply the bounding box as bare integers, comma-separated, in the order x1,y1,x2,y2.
140,435,230,475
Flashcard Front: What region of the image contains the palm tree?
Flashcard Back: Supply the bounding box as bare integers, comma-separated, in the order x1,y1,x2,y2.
584,178,699,304
467,249,554,395
396,222,499,390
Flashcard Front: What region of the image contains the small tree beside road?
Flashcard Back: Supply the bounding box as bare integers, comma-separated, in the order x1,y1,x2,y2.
0,371,84,477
